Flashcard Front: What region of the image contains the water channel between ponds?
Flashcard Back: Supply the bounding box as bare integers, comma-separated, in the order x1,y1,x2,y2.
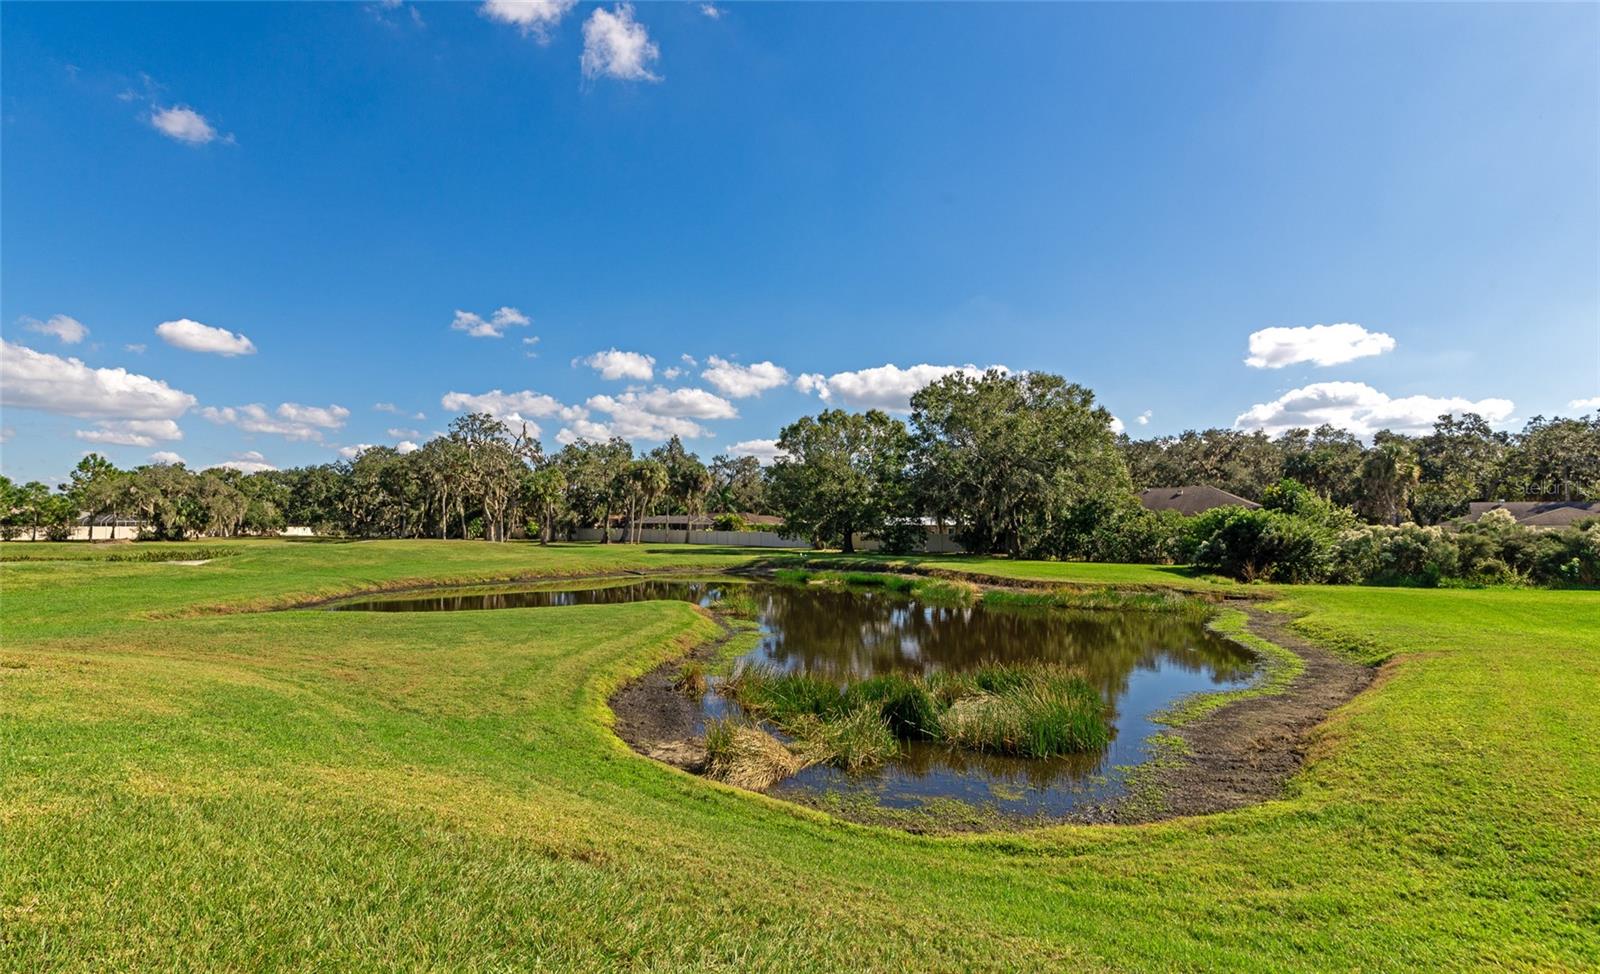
333,576,1259,818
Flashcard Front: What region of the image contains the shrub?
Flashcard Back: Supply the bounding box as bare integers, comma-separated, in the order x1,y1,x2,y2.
1261,478,1360,533
711,512,748,532
1053,498,1187,564
1334,524,1459,586
1184,506,1336,583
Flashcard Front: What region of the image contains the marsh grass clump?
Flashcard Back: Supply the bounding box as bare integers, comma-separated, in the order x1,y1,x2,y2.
703,719,802,790
846,673,941,739
709,589,761,620
673,661,707,696
789,706,900,772
981,587,1213,620
943,678,1109,758
719,661,1110,772
772,568,814,585
728,663,848,719
907,577,981,606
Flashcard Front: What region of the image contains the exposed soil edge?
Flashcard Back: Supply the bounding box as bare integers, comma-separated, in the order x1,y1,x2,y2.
1080,600,1374,824
610,582,1374,831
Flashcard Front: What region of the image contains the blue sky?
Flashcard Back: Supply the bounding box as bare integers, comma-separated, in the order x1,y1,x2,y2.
2,1,1596,483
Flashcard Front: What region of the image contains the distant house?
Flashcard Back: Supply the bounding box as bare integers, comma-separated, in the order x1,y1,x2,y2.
1461,501,1600,529
1138,486,1260,517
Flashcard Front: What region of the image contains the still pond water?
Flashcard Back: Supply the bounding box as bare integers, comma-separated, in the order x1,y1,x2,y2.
335,577,1257,817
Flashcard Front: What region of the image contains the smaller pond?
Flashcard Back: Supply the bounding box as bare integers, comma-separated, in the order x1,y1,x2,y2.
335,577,1258,819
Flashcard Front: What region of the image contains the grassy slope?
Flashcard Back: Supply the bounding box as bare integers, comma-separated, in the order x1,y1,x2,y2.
2,541,1596,971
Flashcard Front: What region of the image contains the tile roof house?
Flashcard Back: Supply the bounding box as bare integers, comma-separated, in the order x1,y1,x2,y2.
1462,501,1600,529
1138,486,1260,517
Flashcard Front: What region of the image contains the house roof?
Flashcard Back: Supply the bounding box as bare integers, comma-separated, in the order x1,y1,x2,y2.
1464,501,1600,527
1138,486,1260,516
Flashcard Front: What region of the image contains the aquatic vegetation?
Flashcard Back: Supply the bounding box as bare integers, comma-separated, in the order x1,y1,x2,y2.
703,718,802,790
789,707,901,772
721,661,1109,763
708,589,761,619
672,661,707,695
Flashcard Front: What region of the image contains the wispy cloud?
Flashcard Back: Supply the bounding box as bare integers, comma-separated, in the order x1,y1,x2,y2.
21,314,88,345
450,306,531,338
581,4,660,82
149,105,233,146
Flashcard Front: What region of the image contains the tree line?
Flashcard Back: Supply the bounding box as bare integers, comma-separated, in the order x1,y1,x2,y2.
4,370,1597,566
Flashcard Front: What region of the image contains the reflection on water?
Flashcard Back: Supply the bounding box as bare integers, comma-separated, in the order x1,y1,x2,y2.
335,576,1257,817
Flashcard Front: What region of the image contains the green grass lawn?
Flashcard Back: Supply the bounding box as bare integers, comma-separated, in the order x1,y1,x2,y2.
2,540,1597,971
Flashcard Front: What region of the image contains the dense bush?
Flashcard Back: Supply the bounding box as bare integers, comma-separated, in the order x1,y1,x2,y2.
1053,498,1187,564
1188,497,1600,588
1332,524,1459,586
1183,506,1337,583
711,512,748,532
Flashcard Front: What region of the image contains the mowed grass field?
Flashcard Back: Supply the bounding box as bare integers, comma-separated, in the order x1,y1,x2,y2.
2,540,1597,971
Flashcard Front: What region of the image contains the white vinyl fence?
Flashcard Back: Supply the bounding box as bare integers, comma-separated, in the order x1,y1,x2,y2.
571,528,809,548
570,527,967,553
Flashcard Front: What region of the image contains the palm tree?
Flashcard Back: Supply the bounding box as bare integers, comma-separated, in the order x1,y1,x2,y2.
681,466,713,543
626,460,669,543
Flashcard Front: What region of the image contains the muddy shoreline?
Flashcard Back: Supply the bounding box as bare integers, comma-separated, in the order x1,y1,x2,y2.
609,583,1373,831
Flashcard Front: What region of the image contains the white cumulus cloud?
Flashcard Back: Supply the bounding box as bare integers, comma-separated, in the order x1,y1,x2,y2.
396,440,420,454
701,356,789,398
74,419,184,448
21,314,88,345
581,395,712,441
0,339,196,420
725,438,784,464
1569,397,1600,412
480,0,576,41
1136,410,1152,426
440,388,579,433
156,318,256,356
591,386,736,420
211,451,275,474
794,363,1002,412
149,106,224,145
450,306,531,338
149,450,185,465
1244,323,1396,369
581,4,660,82
1235,381,1513,437
200,402,349,442
581,347,655,381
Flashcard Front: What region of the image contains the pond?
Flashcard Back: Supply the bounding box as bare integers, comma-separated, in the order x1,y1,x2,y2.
335,576,1258,819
